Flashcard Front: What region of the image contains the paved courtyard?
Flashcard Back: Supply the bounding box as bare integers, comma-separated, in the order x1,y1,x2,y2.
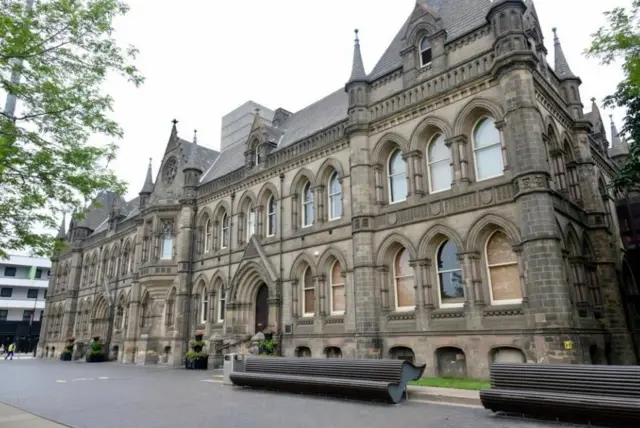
0,360,588,428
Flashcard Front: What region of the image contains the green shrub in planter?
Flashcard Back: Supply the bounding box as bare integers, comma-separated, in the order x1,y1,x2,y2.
86,336,105,363
185,333,208,370
60,337,75,361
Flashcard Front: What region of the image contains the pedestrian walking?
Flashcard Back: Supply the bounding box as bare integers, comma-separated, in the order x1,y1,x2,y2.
4,343,15,360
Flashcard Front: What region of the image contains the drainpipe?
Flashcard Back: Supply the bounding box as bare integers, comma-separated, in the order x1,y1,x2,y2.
183,206,198,355
227,192,235,336
278,173,285,355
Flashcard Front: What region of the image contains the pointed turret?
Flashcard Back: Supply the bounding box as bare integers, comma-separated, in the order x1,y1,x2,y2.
139,158,154,194
183,131,203,174
139,158,154,209
552,28,575,79
56,212,67,239
348,29,367,84
609,115,630,164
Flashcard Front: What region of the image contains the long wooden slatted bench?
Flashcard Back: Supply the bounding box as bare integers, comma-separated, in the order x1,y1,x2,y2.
480,363,640,426
229,357,426,404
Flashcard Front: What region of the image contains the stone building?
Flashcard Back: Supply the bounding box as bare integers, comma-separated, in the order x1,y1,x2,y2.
39,0,638,378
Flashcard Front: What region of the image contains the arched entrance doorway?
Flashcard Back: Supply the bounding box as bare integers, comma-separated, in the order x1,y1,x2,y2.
255,283,268,333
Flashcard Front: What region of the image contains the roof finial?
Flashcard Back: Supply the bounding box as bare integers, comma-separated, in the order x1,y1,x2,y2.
552,27,576,80
347,28,367,84
56,212,67,239
193,129,198,144
140,158,154,194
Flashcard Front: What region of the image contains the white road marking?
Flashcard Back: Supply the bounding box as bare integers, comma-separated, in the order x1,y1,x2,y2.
56,380,66,383
98,376,109,380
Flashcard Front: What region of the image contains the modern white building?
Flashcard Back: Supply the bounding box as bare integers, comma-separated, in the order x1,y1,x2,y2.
0,254,51,352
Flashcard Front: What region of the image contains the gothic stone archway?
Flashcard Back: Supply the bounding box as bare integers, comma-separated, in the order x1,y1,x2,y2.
229,261,278,336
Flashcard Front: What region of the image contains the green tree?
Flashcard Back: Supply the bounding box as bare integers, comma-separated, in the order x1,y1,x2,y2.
0,0,143,258
587,0,640,192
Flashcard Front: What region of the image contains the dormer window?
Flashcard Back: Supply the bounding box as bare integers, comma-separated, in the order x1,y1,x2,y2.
420,37,432,68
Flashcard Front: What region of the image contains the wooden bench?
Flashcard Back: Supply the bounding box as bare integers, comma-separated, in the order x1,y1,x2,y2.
229,357,426,404
480,363,640,426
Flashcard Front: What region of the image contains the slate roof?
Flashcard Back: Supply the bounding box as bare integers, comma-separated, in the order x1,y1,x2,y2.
201,89,349,183
201,0,493,184
368,0,493,81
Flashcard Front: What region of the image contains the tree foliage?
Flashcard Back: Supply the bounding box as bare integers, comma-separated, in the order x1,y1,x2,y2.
587,0,640,192
0,0,143,258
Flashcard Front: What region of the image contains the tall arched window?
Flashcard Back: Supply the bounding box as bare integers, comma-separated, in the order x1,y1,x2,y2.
166,292,175,326
302,266,315,316
246,204,256,241
161,220,173,260
302,182,314,227
473,118,503,181
388,149,407,203
599,179,612,229
218,286,226,323
267,196,277,237
419,37,432,68
328,172,342,220
486,231,522,304
122,242,130,276
330,261,345,315
204,218,212,253
221,213,229,249
393,248,415,311
437,240,464,307
565,142,582,201
427,134,452,193
200,292,209,324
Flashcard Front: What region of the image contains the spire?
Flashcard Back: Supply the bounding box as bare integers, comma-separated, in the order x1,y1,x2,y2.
348,29,367,83
609,114,629,156
139,157,154,194
193,129,198,144
184,137,203,173
56,212,67,239
552,28,576,79
171,119,178,139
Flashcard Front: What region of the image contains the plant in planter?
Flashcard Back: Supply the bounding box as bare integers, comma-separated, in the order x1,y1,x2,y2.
60,337,75,361
85,336,105,363
185,331,208,370
262,328,274,341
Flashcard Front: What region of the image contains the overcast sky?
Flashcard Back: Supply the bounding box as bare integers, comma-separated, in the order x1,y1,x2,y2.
4,0,631,244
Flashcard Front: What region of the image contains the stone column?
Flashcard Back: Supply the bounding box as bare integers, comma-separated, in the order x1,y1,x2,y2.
315,186,325,223
410,261,425,330
410,151,424,196
493,51,574,363
403,153,415,197
374,164,384,206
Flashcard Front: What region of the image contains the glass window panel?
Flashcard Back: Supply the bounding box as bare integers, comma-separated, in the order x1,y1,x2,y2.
438,240,460,272
390,175,407,202
331,263,342,285
389,151,405,175
396,277,416,308
439,270,465,305
332,285,345,313
395,249,411,277
430,160,452,192
476,145,503,180
428,135,449,162
487,232,517,265
330,194,342,219
304,290,315,315
489,265,522,301
474,118,500,149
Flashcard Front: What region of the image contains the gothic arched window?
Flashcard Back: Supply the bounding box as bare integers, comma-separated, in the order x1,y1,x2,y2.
486,231,522,304
437,240,464,307
302,182,314,228
473,118,504,181
419,37,432,68
427,134,452,193
393,248,415,310
160,220,174,260
328,171,342,220
388,149,407,203
302,266,315,316
330,261,345,315
267,195,277,237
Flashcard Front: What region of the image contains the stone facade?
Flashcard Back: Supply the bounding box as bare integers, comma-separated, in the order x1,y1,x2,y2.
39,0,638,378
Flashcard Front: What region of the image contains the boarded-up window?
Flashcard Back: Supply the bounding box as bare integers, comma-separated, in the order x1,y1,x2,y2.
487,231,522,303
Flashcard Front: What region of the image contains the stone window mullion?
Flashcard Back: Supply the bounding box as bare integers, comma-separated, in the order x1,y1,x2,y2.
411,151,424,196
316,185,325,223
495,120,509,171
291,280,299,318
420,259,434,309
237,212,245,245
403,153,414,197
374,164,384,205
292,195,299,230
377,265,390,311
256,205,264,239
